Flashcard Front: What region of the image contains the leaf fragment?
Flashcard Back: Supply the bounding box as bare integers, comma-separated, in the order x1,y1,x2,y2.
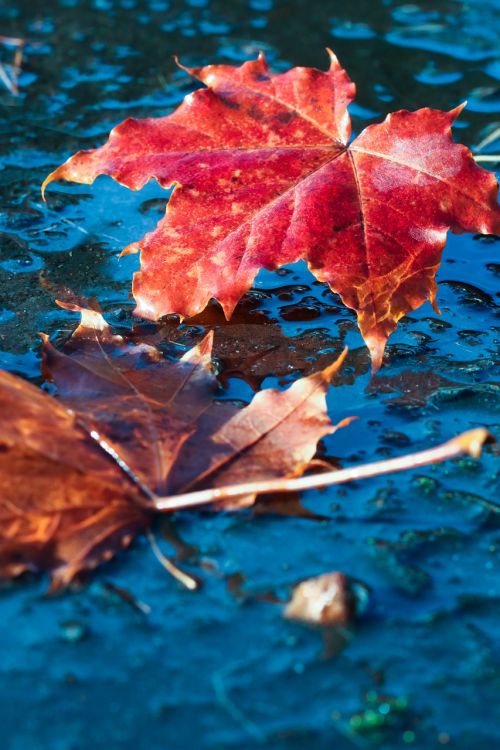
284,572,360,626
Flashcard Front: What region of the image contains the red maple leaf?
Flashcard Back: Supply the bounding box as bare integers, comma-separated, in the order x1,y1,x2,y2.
43,51,500,369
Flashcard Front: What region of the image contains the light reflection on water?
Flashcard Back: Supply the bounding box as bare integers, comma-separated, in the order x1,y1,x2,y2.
0,1,499,748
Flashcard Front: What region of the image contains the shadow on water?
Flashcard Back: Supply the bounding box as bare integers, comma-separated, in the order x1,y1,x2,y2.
0,1,499,748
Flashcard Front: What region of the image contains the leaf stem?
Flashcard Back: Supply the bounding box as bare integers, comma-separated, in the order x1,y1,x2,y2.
154,429,491,513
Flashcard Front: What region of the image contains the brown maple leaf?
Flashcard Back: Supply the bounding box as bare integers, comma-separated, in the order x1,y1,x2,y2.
0,306,491,590
42,51,500,370
0,304,345,589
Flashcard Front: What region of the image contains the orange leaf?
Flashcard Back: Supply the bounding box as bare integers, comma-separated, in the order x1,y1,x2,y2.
0,306,345,588
0,307,492,589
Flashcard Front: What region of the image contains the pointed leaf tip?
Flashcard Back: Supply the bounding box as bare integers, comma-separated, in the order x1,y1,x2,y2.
326,47,340,69
450,101,467,120
321,347,348,383
180,330,214,364
41,168,59,201
41,178,49,201
364,335,385,375
55,300,113,342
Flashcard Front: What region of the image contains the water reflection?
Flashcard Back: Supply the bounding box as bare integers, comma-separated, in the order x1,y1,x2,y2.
0,1,499,748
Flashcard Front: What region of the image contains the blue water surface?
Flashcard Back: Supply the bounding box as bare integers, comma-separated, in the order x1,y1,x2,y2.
0,1,499,748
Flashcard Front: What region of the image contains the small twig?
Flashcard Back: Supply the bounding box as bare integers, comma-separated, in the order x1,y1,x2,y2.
154,428,491,513
0,35,26,46
146,529,199,590
103,581,151,615
473,154,500,163
0,61,16,95
475,127,500,152
11,44,24,92
58,216,120,243
60,217,90,235
212,664,265,742
0,35,26,96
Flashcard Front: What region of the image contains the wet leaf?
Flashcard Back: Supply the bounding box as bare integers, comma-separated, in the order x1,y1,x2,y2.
0,306,492,589
43,51,500,370
0,305,345,588
284,571,367,626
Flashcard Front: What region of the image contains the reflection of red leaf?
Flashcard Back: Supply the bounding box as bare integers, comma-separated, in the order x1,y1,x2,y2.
129,302,369,390
369,370,461,408
43,51,500,369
